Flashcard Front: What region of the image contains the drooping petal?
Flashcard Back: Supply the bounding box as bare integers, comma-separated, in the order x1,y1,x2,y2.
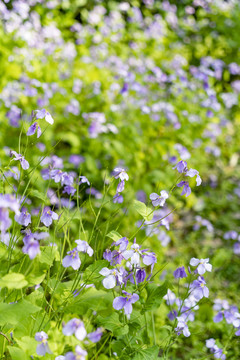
102,275,116,289
113,296,126,310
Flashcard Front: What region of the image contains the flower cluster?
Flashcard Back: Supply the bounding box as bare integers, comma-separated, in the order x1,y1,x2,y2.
173,160,202,197
62,240,93,270
165,258,212,338
101,237,157,316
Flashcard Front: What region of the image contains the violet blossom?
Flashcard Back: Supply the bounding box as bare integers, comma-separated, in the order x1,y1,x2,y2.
35,331,51,356
40,207,58,226
10,150,29,170
190,258,212,275
27,122,42,138
150,190,168,207
113,291,139,315
62,318,87,340
62,248,81,270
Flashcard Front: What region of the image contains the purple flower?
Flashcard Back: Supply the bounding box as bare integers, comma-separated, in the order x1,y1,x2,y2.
40,207,58,226
112,168,129,181
65,346,87,360
63,318,87,340
173,266,187,279
27,122,42,138
35,331,51,356
22,230,40,259
175,316,190,337
10,150,29,170
75,240,93,256
79,176,90,186
0,194,20,215
117,180,125,193
112,237,128,252
62,248,81,270
63,185,76,196
136,269,146,283
113,193,123,203
189,258,212,275
99,267,123,289
173,160,188,173
87,327,103,343
191,276,209,300
103,249,112,262
69,155,85,167
168,310,178,321
33,109,54,124
150,190,168,207
185,168,202,186
113,291,139,315
15,207,31,226
177,181,191,197
142,251,157,272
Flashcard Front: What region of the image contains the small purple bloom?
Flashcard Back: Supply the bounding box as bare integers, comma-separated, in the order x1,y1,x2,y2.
63,185,76,196
35,331,51,356
40,207,58,226
87,327,103,343
62,248,81,270
112,168,129,181
177,181,191,197
15,207,31,226
99,267,123,289
63,318,87,340
65,346,87,360
113,291,139,315
79,176,90,186
168,310,177,321
117,180,125,193
189,258,212,275
173,266,187,279
175,316,190,337
75,240,93,256
113,193,123,203
27,122,42,138
136,269,146,283
10,150,29,170
103,249,112,262
191,276,209,300
173,160,188,173
33,109,54,124
22,230,40,259
185,168,202,186
150,190,168,207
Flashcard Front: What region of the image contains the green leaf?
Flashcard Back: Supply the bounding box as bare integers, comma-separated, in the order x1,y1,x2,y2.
98,313,129,337
0,273,28,289
106,230,122,242
132,200,153,221
38,246,58,266
30,190,46,202
142,281,169,312
0,300,41,326
132,346,159,360
83,260,108,283
8,346,29,360
64,288,113,315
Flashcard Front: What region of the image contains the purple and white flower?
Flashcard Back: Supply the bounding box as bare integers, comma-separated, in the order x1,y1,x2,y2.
40,207,58,227
150,190,168,207
75,240,93,257
10,150,29,170
113,291,139,315
62,248,81,270
112,168,129,181
99,267,123,289
63,318,87,340
35,331,51,356
190,258,212,275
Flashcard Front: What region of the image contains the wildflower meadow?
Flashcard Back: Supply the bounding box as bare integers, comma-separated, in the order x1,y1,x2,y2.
0,1,240,359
